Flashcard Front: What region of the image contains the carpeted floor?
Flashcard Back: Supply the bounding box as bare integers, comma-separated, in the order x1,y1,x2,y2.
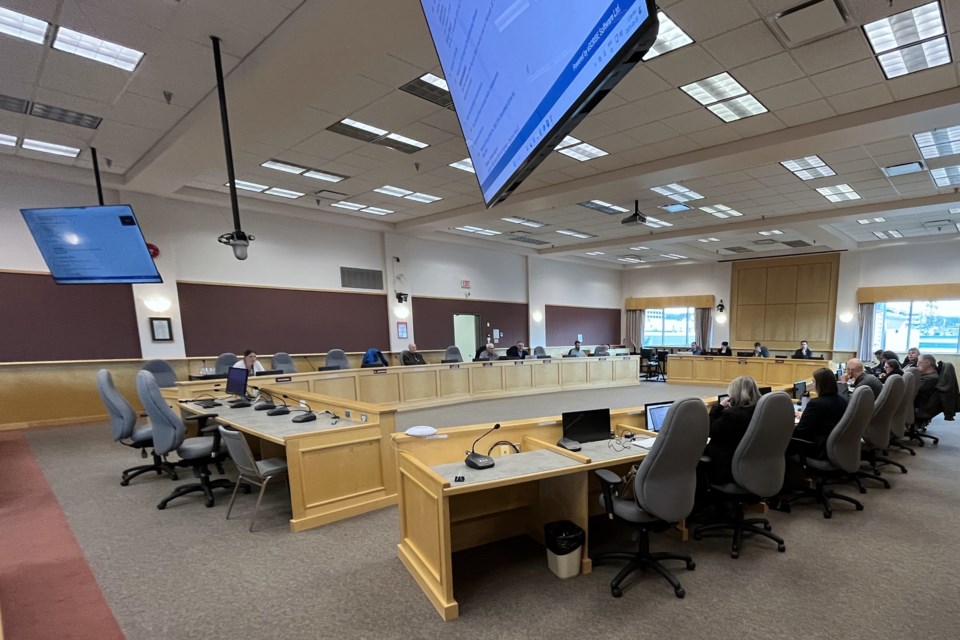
10,384,960,640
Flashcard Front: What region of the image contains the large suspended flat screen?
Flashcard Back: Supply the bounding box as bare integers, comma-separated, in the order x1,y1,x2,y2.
20,205,162,284
420,0,659,207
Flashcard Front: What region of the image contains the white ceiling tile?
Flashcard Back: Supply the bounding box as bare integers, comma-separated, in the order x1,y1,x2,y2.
789,29,873,75
701,21,784,68
887,65,959,101
809,59,886,97
661,108,730,134
592,132,649,154
645,45,725,86
845,0,932,25
727,112,786,137
648,136,704,158
730,52,806,92
826,83,894,115
685,124,743,147
755,78,823,110
419,108,463,136
38,50,131,104
589,91,628,114
776,99,837,126
109,92,189,134
353,92,442,132
872,151,924,168
613,65,673,102
668,0,760,41
571,115,621,141
865,137,918,156
759,172,803,186
624,122,681,145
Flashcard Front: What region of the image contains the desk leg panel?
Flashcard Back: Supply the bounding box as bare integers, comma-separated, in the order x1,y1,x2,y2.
534,473,591,574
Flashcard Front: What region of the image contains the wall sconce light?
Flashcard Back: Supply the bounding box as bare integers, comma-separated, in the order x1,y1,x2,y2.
838,311,854,324
393,305,410,319
715,299,727,324
531,310,543,323
395,292,409,303
143,296,172,313
716,299,725,313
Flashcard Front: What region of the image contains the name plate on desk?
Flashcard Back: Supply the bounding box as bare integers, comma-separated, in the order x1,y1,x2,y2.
482,362,493,367
514,360,525,365
773,359,784,364
703,356,714,360
598,357,607,361
374,369,387,374
738,358,748,363
622,356,631,360
448,364,460,369
275,376,292,383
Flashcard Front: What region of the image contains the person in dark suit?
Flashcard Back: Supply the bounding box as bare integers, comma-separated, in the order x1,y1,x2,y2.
914,354,940,409
401,343,426,366
839,358,882,398
753,342,770,358
791,368,848,456
792,340,813,359
901,347,920,369
505,341,529,359
717,341,733,356
879,358,902,382
703,375,760,485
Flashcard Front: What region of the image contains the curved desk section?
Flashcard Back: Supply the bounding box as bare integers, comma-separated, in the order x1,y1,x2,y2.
667,355,831,386
168,356,642,410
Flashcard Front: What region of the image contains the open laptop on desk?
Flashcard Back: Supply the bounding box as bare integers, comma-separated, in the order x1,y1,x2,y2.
643,401,673,433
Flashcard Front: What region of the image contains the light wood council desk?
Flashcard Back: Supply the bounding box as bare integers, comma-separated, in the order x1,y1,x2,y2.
172,386,397,532
166,356,642,410
667,355,831,386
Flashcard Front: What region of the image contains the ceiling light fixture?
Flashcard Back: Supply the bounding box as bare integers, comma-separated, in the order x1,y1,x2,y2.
642,11,693,60
629,246,649,251
303,169,346,183
758,229,784,236
449,158,475,173
931,165,960,187
0,132,16,147
780,155,836,180
375,185,413,197
681,72,767,122
501,216,546,227
331,201,366,210
863,2,950,78
698,204,743,218
21,138,81,157
651,183,704,202
817,184,861,202
227,180,268,192
660,203,691,213
643,216,673,228
405,192,442,203
913,125,960,159
0,7,50,44
261,160,307,174
53,27,144,71
455,225,501,236
585,251,605,256
882,161,924,176
263,187,304,199
660,253,687,260
361,207,393,216
556,229,596,239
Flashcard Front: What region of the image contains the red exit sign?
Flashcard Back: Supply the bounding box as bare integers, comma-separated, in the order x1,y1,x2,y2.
460,279,471,289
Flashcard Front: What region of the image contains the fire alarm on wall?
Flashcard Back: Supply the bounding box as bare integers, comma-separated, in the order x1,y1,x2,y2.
147,243,160,258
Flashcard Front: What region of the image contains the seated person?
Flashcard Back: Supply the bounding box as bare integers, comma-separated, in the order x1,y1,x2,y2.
914,354,940,410
476,343,497,360
753,342,770,358
839,358,882,398
361,348,389,367
233,349,265,374
717,341,733,356
505,341,530,359
792,340,813,359
690,341,703,355
593,344,610,357
879,358,902,382
401,342,426,366
703,376,761,485
567,340,585,357
901,347,920,369
789,368,847,457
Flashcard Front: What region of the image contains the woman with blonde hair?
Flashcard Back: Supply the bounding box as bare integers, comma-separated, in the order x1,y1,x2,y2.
703,376,760,485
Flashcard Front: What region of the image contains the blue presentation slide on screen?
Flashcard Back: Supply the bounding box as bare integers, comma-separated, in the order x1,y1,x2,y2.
421,0,649,204
21,205,162,283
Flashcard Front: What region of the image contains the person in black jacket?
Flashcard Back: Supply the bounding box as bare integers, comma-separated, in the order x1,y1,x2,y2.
902,347,920,369
717,341,733,356
879,358,902,382
915,354,940,410
792,340,813,359
505,341,529,359
704,375,760,485
791,368,848,456
401,343,427,366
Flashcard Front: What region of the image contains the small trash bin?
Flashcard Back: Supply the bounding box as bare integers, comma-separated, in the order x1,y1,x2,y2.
544,520,584,579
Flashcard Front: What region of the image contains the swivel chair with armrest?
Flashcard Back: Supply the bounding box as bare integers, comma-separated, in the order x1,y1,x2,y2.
219,426,288,532
442,346,463,363
97,369,177,485
888,369,918,456
325,349,351,370
593,398,709,598
214,352,238,375
140,359,178,388
780,386,874,518
694,392,795,558
533,346,547,358
271,352,297,374
912,361,958,445
859,374,906,485
136,370,245,509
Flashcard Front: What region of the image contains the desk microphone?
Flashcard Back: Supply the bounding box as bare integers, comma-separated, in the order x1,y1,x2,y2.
290,399,317,423
253,388,276,411
266,395,290,416
464,423,500,470
556,413,583,452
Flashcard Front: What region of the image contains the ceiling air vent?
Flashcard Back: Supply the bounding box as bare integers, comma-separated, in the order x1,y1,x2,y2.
30,102,102,129
769,0,849,48
509,234,551,246
0,93,29,114
754,239,778,245
724,246,753,253
340,267,384,290
781,239,812,248
400,75,455,109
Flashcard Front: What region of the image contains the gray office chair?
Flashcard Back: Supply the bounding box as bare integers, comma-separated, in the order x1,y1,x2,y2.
781,386,875,518
694,392,795,558
860,374,907,480
97,369,177,485
888,369,918,456
214,352,238,374
219,426,289,532
443,346,463,363
136,370,242,509
272,352,297,374
593,398,709,598
593,345,609,357
325,349,351,370
533,346,547,358
140,359,178,388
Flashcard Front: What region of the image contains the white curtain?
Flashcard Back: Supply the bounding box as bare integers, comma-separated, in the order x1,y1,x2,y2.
695,308,712,348
625,309,642,353
858,302,875,360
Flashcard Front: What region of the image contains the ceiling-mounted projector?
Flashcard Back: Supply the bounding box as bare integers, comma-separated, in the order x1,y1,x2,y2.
621,200,647,225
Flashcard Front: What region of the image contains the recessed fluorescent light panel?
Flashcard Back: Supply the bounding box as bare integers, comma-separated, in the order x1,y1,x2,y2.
914,125,960,159
698,204,743,218
0,133,16,147
261,160,306,174
501,216,546,228
21,138,80,158
303,170,346,183
863,2,950,79
0,93,30,114
399,72,454,108
405,192,442,203
643,11,693,60
888,230,903,238
227,180,268,192
651,183,704,202
0,7,50,44
377,132,430,154
449,158,475,173
697,237,720,243
882,161,924,177
758,230,784,236
556,229,596,239
555,136,608,161
579,199,629,215
629,246,649,251
681,72,767,122
331,201,366,210
817,184,861,202
52,27,144,71
931,166,960,187
455,225,501,236
585,251,605,256
872,231,889,239
857,217,887,224
374,185,413,197
660,203,690,213
264,187,304,199
618,255,643,263
28,102,102,129
360,207,393,216
340,118,387,136
644,216,673,228
781,155,836,180
660,253,687,260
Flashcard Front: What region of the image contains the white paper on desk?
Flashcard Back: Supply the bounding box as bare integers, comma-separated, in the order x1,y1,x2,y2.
631,437,658,449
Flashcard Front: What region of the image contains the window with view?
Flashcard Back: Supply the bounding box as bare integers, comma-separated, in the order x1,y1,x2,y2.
872,300,960,354
643,307,695,347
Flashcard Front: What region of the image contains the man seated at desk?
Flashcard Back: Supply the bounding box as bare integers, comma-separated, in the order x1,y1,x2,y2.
506,341,530,359
401,342,427,366
914,354,940,409
233,349,265,374
593,344,610,357
753,342,770,358
567,340,585,357
792,340,813,359
476,343,497,360
690,341,703,355
717,341,733,356
902,347,920,370
839,358,882,398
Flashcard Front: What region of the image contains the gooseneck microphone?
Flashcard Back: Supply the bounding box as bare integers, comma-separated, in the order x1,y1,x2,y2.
557,413,583,452
289,398,317,423
464,423,500,470
253,388,276,411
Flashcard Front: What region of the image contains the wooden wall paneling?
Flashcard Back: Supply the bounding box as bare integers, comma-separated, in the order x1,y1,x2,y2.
625,295,715,309
765,266,798,304
763,304,796,342
737,269,768,305
544,305,620,346
797,263,833,303
795,303,830,343
735,305,766,342
856,283,960,303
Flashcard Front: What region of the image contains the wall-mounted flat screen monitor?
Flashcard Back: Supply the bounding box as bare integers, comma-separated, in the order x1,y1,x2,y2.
561,407,611,443
419,0,659,207
20,205,161,284
226,367,249,398
644,401,673,432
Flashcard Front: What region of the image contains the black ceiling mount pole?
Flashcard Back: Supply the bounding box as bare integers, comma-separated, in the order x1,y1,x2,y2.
211,35,254,259
90,146,105,206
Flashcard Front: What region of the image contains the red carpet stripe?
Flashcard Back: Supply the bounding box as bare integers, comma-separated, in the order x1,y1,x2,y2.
0,432,124,640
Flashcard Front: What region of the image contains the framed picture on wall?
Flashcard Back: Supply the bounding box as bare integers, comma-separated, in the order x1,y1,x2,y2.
150,317,173,342
397,321,408,339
